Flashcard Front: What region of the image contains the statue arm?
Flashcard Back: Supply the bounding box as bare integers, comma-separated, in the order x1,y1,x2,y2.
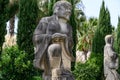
33,19,51,70
107,46,115,58
107,46,118,69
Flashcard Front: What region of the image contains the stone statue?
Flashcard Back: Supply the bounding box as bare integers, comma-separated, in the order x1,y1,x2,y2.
104,35,120,80
33,1,75,80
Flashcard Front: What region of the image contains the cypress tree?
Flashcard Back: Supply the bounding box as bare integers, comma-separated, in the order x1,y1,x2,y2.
17,0,40,78
17,0,38,58
69,0,77,56
105,8,112,33
116,17,120,54
92,1,112,53
0,0,9,54
48,0,57,16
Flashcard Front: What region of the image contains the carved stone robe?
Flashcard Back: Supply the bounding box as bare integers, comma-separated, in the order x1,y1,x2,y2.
104,44,120,80
33,15,74,76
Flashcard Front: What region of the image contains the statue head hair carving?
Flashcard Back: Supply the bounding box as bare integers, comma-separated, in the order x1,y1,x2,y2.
105,35,114,44
53,1,72,15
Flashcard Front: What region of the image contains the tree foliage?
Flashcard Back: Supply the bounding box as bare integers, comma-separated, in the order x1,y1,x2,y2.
48,0,58,15
0,0,18,54
68,0,85,56
115,17,120,54
0,46,32,80
73,53,103,80
0,46,42,80
92,1,112,54
70,0,78,56
0,0,9,54
77,17,98,52
114,18,120,74
17,0,39,57
17,0,40,77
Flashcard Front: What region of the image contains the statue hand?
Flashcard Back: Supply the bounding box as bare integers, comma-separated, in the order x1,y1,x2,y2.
52,33,67,39
52,33,67,43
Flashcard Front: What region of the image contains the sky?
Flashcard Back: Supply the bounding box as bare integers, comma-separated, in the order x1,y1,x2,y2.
82,0,120,27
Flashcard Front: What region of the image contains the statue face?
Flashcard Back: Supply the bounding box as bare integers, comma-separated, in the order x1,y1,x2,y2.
56,6,72,21
53,1,72,21
105,35,114,44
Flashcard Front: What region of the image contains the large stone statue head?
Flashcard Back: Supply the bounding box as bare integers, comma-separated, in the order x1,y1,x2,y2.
105,35,114,45
53,1,72,21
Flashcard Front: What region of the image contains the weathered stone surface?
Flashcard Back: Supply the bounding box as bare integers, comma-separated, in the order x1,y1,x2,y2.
104,35,120,80
33,1,75,80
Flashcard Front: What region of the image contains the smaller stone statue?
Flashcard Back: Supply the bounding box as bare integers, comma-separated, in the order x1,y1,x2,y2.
104,35,120,80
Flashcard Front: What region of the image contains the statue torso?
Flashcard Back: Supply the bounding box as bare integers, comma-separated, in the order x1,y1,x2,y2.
46,17,71,36
59,21,69,34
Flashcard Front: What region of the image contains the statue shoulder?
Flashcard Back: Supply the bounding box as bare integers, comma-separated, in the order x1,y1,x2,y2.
40,16,55,23
34,16,56,34
40,17,49,23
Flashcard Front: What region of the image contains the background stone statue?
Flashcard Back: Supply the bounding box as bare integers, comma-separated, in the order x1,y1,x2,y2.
104,35,120,80
33,1,75,80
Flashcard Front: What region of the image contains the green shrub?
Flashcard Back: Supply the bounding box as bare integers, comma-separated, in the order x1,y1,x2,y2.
31,76,42,80
0,46,41,80
73,53,103,80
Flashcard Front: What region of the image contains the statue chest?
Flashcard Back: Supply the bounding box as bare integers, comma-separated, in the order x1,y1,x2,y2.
59,22,69,34
47,21,70,35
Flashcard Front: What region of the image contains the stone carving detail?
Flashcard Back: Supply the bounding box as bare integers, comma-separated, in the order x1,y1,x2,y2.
104,35,120,80
33,1,75,80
